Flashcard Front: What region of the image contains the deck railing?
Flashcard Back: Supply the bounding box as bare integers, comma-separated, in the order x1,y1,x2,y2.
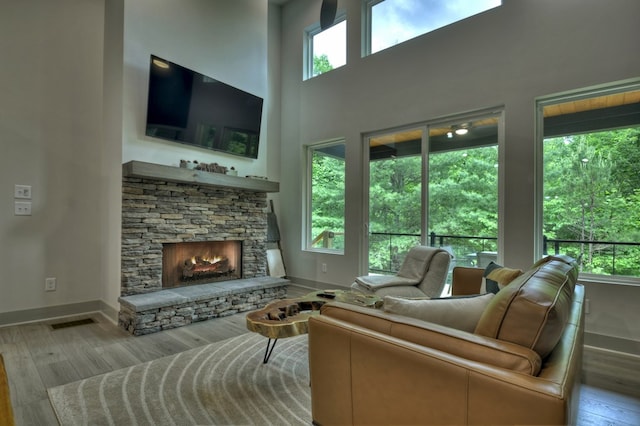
367,232,639,277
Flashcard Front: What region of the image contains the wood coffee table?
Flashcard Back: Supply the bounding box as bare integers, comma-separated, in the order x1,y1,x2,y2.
246,289,382,363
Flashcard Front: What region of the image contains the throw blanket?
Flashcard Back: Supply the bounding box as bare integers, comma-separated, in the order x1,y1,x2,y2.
356,246,446,291
355,275,419,290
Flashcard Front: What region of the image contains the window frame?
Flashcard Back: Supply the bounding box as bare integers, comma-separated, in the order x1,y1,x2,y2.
535,78,640,285
360,107,505,276
304,12,347,80
304,139,347,254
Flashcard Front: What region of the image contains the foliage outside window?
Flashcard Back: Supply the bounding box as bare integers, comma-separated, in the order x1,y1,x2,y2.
365,0,501,55
368,154,422,272
428,145,498,257
307,18,346,79
366,116,499,276
541,86,640,279
307,142,346,252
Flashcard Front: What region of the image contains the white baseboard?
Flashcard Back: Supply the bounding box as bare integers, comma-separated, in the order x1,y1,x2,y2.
0,300,108,327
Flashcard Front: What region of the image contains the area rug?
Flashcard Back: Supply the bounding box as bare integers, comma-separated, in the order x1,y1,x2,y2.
47,333,311,425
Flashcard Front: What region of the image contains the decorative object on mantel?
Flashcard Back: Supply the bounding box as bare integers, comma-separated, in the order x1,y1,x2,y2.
180,159,198,169
198,162,227,174
246,175,269,180
179,159,228,174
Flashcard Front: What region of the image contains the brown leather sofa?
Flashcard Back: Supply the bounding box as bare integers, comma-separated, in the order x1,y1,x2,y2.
308,255,584,425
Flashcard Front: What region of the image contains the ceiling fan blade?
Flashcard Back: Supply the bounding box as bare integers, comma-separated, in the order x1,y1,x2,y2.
320,0,338,30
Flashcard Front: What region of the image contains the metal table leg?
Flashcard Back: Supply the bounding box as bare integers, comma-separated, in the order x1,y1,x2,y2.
263,338,278,363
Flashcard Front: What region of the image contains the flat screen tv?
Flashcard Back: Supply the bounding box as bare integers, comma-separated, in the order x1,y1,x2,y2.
145,55,263,159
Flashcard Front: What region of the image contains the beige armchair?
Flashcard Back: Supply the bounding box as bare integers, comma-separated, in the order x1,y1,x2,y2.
351,245,451,298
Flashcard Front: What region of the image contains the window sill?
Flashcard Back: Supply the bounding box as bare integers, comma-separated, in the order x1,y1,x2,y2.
578,273,640,287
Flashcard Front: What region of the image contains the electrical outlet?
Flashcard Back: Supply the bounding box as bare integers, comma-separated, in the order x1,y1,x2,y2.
15,201,32,216
321,263,327,273
45,277,57,292
585,298,590,314
15,184,32,199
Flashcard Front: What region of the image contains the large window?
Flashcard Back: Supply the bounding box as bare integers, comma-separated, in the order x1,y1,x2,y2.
538,82,640,280
364,0,501,55
305,16,346,79
306,141,346,252
364,111,502,289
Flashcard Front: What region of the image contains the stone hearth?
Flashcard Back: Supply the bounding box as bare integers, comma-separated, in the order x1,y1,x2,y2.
118,161,286,334
119,277,287,335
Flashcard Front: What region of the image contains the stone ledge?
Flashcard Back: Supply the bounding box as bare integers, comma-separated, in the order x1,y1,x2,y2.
118,277,289,312
117,277,289,335
122,161,279,193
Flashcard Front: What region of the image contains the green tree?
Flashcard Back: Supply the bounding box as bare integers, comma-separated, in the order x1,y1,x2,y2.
311,150,345,249
544,128,640,276
313,54,333,76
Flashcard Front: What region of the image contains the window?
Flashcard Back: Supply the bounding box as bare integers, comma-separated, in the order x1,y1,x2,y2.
306,141,346,252
364,0,501,55
538,82,640,280
305,17,346,79
363,110,502,291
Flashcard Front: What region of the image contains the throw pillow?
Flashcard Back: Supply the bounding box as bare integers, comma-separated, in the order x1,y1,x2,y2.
480,262,523,294
383,293,495,333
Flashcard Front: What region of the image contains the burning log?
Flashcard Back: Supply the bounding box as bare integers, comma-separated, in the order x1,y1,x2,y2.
183,256,231,279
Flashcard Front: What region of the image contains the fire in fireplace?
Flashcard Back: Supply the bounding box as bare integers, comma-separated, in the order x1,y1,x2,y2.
162,241,242,288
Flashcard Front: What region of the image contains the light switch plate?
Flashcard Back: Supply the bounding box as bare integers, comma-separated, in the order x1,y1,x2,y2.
15,184,32,199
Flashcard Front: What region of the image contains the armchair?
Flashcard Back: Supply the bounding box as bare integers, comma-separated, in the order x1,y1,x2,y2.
351,245,451,298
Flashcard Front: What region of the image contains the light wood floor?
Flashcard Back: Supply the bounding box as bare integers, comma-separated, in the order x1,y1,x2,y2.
1,284,639,425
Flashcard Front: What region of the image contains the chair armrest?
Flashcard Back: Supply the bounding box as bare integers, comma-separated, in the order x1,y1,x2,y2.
451,266,484,295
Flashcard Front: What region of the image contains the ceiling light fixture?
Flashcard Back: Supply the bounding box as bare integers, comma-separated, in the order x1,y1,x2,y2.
152,58,170,69
451,123,470,136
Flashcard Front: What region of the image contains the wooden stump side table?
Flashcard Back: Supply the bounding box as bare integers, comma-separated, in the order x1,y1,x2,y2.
246,289,382,363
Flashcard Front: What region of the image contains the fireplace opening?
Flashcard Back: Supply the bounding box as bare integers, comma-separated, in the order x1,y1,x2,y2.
162,241,242,288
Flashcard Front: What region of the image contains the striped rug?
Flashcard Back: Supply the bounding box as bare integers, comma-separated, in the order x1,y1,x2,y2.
47,333,310,425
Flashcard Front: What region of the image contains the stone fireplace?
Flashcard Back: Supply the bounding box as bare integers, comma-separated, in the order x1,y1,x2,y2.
118,161,288,335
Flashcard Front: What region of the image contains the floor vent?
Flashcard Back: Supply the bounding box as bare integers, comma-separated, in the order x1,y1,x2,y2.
50,318,96,330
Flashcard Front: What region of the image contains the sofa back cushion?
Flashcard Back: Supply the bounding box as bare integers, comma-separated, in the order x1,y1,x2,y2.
383,293,495,333
474,255,578,358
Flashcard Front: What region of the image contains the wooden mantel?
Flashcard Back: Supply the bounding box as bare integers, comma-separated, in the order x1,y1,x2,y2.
122,161,279,193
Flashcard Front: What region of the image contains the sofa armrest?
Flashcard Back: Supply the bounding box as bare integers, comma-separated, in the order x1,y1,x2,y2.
451,266,484,295
320,302,541,375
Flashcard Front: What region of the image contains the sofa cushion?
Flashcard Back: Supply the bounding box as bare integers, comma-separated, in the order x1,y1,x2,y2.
480,261,523,294
319,301,543,375
383,293,495,333
474,256,578,358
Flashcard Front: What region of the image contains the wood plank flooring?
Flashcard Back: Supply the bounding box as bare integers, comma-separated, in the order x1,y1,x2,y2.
1,284,639,425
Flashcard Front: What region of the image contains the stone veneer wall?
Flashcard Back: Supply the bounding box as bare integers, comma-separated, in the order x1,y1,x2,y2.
121,176,268,296
118,278,287,335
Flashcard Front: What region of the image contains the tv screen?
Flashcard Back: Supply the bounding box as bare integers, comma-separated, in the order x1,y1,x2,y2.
145,55,263,159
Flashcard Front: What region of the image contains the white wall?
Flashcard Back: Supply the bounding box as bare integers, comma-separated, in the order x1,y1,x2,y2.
122,0,271,179
0,0,273,323
0,0,107,318
278,0,640,341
